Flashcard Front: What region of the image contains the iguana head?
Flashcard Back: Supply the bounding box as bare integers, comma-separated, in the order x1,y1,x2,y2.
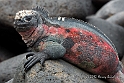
14,7,49,32
14,9,41,32
14,7,49,46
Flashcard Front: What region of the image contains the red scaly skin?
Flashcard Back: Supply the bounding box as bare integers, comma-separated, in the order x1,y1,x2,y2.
28,24,119,76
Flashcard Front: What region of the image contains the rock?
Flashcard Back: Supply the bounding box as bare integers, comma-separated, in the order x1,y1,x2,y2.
0,23,27,62
121,56,124,67
92,0,110,8
92,0,110,3
0,0,96,26
0,46,14,62
13,58,107,83
86,16,124,59
0,54,25,83
95,0,124,19
106,11,124,28
5,79,13,83
0,42,14,62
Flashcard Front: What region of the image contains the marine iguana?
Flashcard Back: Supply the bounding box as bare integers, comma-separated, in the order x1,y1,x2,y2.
14,6,124,83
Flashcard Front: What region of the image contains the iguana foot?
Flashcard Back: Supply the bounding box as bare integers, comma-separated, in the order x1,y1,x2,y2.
24,52,49,72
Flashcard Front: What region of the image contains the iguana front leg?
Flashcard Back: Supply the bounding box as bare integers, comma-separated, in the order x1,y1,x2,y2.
24,41,66,71
24,52,49,71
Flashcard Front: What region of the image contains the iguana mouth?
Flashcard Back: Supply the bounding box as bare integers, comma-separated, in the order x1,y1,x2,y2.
15,26,31,32
14,21,29,27
14,21,31,32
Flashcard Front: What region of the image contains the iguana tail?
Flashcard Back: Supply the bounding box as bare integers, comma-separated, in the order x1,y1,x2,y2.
108,61,124,83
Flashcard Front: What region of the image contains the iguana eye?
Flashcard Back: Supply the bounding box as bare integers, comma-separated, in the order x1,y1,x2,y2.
24,16,32,22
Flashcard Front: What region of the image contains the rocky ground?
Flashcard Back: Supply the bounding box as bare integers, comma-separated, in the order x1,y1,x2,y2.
0,0,124,83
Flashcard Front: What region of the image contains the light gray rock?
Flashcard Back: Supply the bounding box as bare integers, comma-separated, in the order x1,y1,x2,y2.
5,79,13,83
13,58,107,83
0,54,25,83
0,0,95,26
95,0,124,19
86,16,124,59
106,11,124,28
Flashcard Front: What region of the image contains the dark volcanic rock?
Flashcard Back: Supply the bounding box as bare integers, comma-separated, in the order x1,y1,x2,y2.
0,0,96,26
92,0,110,3
92,0,111,8
86,16,124,59
12,58,107,83
95,0,124,19
0,23,27,62
0,46,14,62
0,54,25,83
106,11,124,28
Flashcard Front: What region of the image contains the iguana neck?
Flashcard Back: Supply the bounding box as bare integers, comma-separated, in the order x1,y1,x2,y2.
18,25,44,47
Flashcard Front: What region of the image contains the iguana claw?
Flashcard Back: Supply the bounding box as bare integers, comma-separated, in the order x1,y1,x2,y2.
24,52,49,71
